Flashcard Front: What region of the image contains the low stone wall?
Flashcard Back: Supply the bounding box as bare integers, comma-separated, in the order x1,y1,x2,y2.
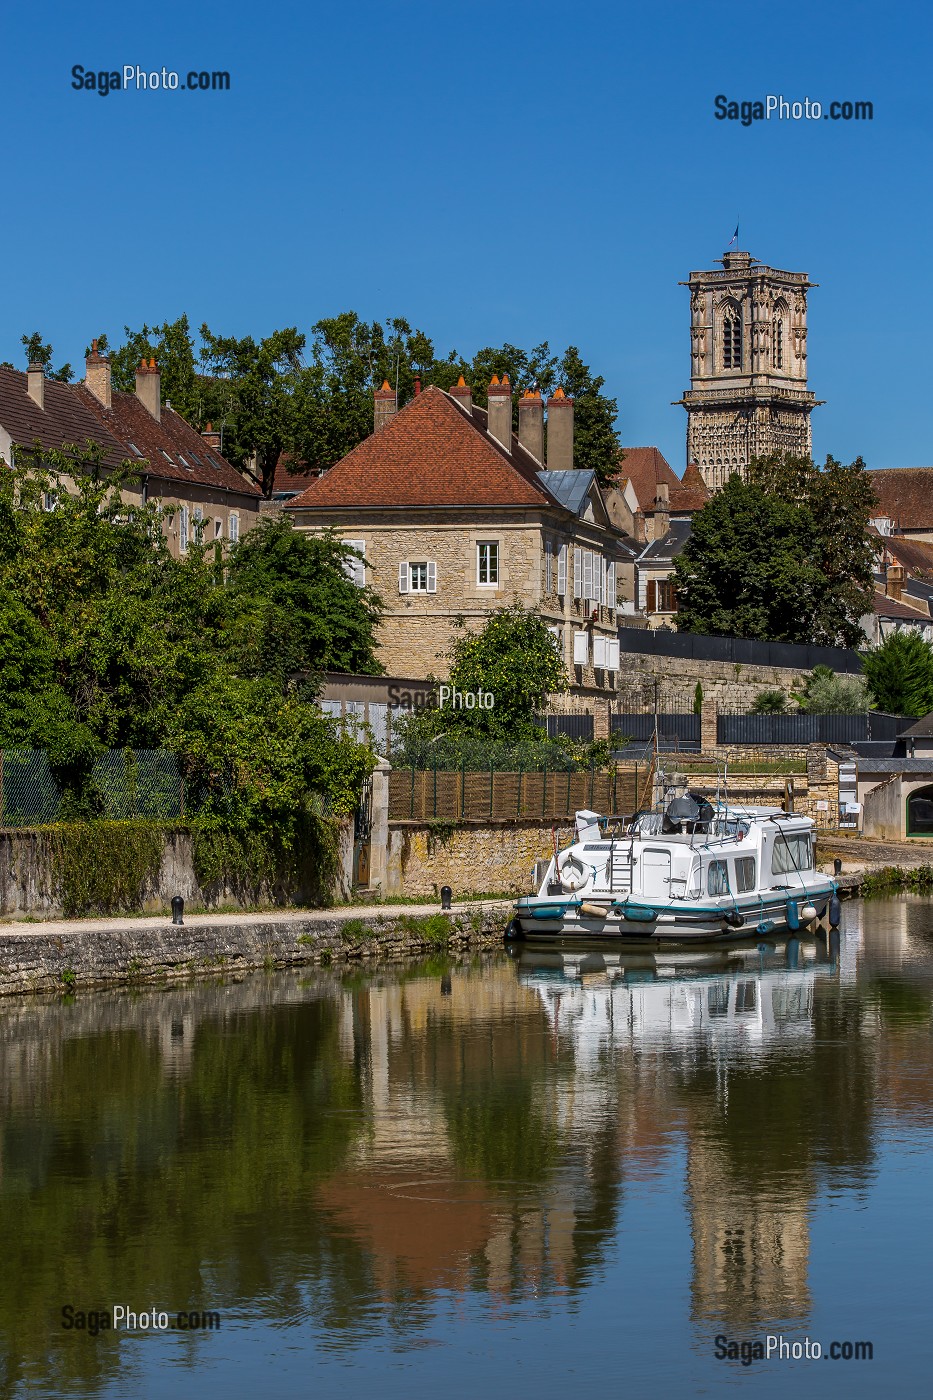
386,820,563,897
0,903,512,998
0,824,355,920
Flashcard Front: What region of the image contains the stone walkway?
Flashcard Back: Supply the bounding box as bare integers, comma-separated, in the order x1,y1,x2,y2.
817,835,933,877
0,900,512,941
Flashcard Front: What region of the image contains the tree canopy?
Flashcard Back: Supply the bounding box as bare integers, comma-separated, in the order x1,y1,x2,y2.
0,448,377,836
674,454,877,647
43,314,623,497
861,631,933,717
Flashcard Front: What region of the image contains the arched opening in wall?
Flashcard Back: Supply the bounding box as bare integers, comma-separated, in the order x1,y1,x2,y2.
907,785,933,835
773,299,788,370
720,299,743,370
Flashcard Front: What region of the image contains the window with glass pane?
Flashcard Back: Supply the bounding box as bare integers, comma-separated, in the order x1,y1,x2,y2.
409,562,429,591
770,834,813,875
734,856,757,892
707,859,729,895
477,541,499,585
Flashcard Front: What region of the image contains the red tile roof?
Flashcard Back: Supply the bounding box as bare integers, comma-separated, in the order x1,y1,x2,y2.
0,363,258,499
877,533,933,578
868,468,933,530
285,386,556,510
671,461,710,513
77,385,260,498
0,365,125,466
873,588,931,620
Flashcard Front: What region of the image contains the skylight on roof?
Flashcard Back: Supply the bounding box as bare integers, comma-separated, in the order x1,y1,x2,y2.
128,442,142,457
188,451,202,465
177,454,190,468
160,449,173,463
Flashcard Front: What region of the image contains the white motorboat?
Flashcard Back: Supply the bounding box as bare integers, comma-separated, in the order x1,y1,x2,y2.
511,793,839,946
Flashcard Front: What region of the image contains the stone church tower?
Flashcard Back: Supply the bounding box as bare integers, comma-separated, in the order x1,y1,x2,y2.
677,249,820,490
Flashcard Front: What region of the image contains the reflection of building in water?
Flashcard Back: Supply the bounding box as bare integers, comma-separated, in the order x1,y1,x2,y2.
520,947,826,1329
321,965,620,1300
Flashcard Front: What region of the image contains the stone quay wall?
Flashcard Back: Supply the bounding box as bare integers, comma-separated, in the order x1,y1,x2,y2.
0,824,355,921
386,820,563,898
0,903,512,999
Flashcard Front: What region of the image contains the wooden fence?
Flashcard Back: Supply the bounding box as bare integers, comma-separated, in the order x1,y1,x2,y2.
388,764,654,822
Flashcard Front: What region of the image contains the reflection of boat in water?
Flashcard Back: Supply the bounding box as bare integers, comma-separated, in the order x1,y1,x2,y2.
512,801,838,945
515,943,831,1050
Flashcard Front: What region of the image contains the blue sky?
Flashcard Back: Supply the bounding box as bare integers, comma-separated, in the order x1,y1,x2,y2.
2,0,930,472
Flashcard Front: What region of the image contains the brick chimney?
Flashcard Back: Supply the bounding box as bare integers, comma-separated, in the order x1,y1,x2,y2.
518,387,544,462
650,481,670,541
886,562,905,602
546,387,573,470
374,379,397,433
85,339,111,408
135,356,161,422
26,363,45,411
449,374,472,416
202,422,221,451
487,373,512,452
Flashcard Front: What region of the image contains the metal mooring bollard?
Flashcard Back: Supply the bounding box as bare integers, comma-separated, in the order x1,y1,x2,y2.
834,857,843,876
171,895,185,926
440,886,452,910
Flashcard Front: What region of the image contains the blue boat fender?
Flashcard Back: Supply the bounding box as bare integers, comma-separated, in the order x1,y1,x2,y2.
829,893,842,928
786,899,800,931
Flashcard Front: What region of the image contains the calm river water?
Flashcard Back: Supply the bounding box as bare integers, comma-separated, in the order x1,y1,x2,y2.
1,897,931,1398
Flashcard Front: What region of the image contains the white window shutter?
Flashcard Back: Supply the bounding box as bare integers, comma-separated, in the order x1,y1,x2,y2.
179,505,188,553
557,544,567,596
593,636,607,667
344,539,366,587
573,547,582,598
608,638,620,671
427,560,437,593
607,561,616,611
573,630,588,665
583,550,593,601
545,539,553,593
398,561,409,594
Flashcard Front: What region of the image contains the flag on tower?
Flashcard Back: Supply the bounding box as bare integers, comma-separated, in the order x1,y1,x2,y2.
727,222,739,247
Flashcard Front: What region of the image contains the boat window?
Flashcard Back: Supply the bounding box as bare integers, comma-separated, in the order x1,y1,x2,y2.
707,860,729,896
771,833,813,875
734,856,757,893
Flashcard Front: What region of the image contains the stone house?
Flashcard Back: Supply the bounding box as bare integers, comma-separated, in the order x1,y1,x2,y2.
0,345,261,556
285,377,638,696
869,468,933,545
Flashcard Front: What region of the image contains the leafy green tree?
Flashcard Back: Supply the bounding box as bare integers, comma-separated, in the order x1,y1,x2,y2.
674,458,875,647
794,665,872,714
20,331,72,381
226,517,383,681
746,451,877,646
861,631,933,716
673,476,817,641
557,345,621,486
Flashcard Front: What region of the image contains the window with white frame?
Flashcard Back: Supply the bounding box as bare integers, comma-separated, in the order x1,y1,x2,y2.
228,512,239,543
593,635,607,668
573,547,582,598
557,543,567,596
573,630,589,665
607,561,616,610
343,539,366,588
193,506,204,543
214,518,223,539
179,504,189,553
546,623,562,653
544,539,553,593
399,561,437,594
477,541,499,586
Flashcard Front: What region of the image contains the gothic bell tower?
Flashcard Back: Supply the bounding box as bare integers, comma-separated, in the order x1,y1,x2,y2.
676,249,821,490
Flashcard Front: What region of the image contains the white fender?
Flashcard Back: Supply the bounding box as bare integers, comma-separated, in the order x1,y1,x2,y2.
558,852,588,892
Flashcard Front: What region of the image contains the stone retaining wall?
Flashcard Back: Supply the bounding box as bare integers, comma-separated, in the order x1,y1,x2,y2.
387,820,561,898
0,904,512,998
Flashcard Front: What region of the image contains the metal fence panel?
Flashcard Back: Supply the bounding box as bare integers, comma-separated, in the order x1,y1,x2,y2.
1,748,185,827
611,713,700,744
545,714,594,742
617,627,864,675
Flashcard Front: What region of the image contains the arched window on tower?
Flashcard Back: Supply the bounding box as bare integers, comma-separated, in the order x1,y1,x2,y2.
721,301,742,370
772,300,788,370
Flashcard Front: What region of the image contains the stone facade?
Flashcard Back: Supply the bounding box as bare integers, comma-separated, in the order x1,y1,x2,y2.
386,820,564,898
677,249,820,488
294,508,634,692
